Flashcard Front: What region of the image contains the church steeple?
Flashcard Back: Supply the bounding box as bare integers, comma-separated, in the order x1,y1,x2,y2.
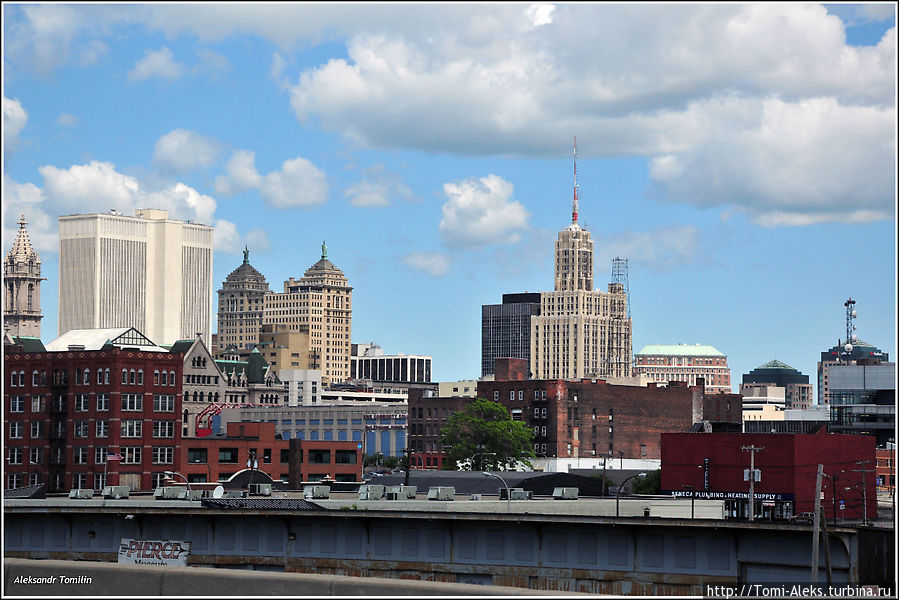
4,214,45,338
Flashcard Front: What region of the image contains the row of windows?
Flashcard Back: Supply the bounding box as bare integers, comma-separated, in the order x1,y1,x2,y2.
8,418,175,440
6,446,174,465
491,389,549,402
9,368,178,388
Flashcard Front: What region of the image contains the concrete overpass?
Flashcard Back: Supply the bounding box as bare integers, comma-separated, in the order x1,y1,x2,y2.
4,494,892,595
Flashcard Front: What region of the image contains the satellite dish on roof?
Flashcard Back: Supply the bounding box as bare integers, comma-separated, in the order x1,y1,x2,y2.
851,310,857,318
844,343,853,352
212,485,224,499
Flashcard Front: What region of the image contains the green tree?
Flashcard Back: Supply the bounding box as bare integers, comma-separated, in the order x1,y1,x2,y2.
631,470,661,495
439,398,535,471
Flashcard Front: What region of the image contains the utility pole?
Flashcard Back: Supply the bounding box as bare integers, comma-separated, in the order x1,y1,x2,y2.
853,460,874,525
401,447,414,487
741,445,764,522
812,464,823,583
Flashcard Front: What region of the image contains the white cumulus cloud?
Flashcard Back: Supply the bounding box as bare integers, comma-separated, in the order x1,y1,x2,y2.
39,161,142,214
439,174,529,249
213,219,242,254
597,226,701,272
128,46,185,81
260,156,328,209
214,150,263,195
153,129,221,173
3,97,28,153
35,161,218,228
402,251,451,277
214,151,327,208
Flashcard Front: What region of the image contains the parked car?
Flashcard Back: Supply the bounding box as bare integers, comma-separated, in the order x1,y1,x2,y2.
790,512,815,523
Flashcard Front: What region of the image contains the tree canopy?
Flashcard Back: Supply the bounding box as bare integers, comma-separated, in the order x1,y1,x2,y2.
439,398,535,471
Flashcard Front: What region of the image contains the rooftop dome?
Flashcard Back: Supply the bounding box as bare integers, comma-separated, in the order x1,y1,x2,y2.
225,247,267,282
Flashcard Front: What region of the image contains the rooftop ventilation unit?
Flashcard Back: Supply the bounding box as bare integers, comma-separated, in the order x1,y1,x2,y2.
154,486,187,499
69,489,94,499
102,486,130,499
303,485,331,500
552,487,578,500
358,484,385,500
427,487,455,501
385,485,416,500
499,487,530,500
249,483,272,496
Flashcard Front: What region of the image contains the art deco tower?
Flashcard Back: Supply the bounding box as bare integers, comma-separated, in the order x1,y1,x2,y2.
3,215,45,338
530,139,633,380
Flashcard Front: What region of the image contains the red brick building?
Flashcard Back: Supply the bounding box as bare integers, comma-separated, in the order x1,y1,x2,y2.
407,357,741,467
876,447,894,493
477,360,741,461
4,338,183,492
660,430,877,521
180,421,362,485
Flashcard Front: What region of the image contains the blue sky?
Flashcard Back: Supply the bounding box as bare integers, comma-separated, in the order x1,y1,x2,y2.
3,3,896,393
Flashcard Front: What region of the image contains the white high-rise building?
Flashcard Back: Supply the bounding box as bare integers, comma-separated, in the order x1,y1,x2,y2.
58,209,213,345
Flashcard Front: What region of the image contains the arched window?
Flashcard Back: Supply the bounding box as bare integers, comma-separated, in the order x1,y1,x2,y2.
97,369,103,385
199,392,205,403
154,370,160,385
129,369,136,385
27,283,33,311
161,371,168,386
84,369,90,385
183,409,189,424
41,371,47,386
11,371,18,387
137,370,143,385
193,391,199,402
32,370,39,386
169,371,176,386
122,369,128,384
104,369,110,384
213,392,220,402
75,369,82,385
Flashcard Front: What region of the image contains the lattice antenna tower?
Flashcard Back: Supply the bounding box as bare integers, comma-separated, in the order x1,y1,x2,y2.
611,257,631,320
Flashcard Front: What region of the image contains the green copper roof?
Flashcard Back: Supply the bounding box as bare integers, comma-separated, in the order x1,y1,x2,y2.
13,337,46,352
755,359,797,371
636,344,725,357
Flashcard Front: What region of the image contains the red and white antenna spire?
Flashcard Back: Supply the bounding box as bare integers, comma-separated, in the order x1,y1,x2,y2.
572,136,579,225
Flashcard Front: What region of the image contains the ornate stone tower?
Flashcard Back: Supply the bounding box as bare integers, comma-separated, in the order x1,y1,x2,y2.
217,247,270,352
4,215,45,338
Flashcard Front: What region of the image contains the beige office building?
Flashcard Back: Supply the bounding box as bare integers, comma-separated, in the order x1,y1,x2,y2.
58,209,213,345
263,242,352,384
217,248,270,352
633,344,732,394
529,162,632,380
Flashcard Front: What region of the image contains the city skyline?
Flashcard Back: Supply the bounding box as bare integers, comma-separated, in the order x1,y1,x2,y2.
3,3,896,390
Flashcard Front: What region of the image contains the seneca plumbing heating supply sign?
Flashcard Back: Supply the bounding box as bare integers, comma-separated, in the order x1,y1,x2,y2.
118,539,191,566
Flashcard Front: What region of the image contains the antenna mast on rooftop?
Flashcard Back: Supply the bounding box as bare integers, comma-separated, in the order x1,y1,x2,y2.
572,136,579,226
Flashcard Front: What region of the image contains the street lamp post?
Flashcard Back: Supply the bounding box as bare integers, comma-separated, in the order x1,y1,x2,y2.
470,452,496,472
618,450,624,469
164,471,191,494
616,472,647,517
247,449,258,494
194,459,212,483
483,471,511,513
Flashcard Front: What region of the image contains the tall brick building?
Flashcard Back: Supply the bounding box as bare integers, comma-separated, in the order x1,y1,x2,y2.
4,328,182,492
